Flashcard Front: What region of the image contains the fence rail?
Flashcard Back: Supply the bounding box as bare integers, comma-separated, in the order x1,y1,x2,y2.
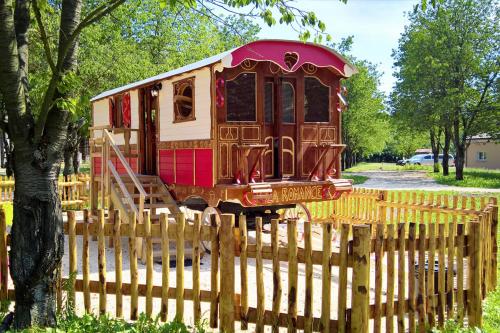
0,174,90,209
0,192,497,332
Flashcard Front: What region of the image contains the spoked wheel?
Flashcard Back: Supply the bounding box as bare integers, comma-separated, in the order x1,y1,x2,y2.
200,206,222,253
179,206,197,223
280,203,312,223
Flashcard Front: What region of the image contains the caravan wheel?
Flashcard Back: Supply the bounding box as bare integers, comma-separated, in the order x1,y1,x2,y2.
200,206,222,253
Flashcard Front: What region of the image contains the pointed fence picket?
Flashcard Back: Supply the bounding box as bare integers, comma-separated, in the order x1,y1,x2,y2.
0,193,496,332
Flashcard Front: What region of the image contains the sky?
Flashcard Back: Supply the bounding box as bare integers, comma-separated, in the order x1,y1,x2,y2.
256,0,420,95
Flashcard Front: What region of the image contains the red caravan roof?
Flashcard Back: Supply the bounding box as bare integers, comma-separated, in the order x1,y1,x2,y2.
223,40,357,77
91,39,356,102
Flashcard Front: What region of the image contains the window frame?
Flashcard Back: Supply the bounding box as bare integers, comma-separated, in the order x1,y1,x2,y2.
173,77,196,123
225,72,257,123
477,151,487,161
112,94,124,128
303,75,331,123
281,81,296,124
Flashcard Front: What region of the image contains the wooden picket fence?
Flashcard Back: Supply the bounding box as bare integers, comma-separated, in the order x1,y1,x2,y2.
0,174,90,209
0,192,497,332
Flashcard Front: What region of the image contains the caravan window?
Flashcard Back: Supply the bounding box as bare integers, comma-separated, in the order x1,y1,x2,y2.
304,77,330,122
226,73,256,122
173,77,195,122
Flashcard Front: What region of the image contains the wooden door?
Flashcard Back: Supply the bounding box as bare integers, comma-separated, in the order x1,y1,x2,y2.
140,87,158,175
262,77,297,180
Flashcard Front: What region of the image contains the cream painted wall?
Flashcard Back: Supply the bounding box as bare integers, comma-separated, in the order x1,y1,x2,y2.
158,68,212,141
466,140,500,169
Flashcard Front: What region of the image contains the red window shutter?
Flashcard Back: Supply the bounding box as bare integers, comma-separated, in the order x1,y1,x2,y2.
122,93,131,128
108,98,115,127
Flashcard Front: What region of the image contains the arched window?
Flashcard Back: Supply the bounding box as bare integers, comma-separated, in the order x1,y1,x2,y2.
281,82,295,123
226,73,256,122
304,77,330,123
173,78,195,122
264,82,274,124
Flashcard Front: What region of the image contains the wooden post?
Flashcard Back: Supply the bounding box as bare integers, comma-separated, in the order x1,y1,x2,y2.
82,209,91,312
193,213,201,323
397,223,406,333
113,209,123,318
219,214,235,333
209,214,220,329
456,223,465,324
491,198,498,287
427,223,436,326
145,211,153,317
160,213,169,321
98,209,107,315
417,223,426,332
175,213,185,321
68,211,77,309
374,223,384,333
271,218,282,333
437,223,446,327
386,224,395,333
338,223,349,333
468,221,482,328
447,218,456,319
321,222,332,333
288,218,298,333
351,224,370,333
255,216,265,333
408,222,416,332
239,215,248,330
303,221,313,333
129,211,138,320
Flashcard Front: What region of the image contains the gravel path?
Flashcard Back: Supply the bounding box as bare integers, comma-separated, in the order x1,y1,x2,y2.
351,170,500,193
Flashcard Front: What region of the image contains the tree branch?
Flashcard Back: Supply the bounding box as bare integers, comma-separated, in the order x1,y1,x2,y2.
32,0,56,73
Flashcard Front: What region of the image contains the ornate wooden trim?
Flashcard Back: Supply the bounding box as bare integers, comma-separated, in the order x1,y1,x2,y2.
157,140,213,149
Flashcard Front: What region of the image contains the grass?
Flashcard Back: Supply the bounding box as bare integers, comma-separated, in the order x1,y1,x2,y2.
431,168,500,189
0,312,208,332
342,174,369,185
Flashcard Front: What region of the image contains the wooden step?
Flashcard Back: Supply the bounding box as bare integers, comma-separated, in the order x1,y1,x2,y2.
130,193,165,199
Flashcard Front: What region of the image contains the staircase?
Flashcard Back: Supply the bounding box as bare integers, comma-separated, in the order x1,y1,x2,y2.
91,127,191,263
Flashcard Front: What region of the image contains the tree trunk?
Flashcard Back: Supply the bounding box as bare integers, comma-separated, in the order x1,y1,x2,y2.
455,144,465,180
72,147,80,174
430,128,441,173
10,146,64,329
442,127,451,176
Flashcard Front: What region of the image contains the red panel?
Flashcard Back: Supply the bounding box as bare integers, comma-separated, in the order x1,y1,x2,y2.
175,149,194,186
195,149,213,187
158,150,175,184
93,157,102,175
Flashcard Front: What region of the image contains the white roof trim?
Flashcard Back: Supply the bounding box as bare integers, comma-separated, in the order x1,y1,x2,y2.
90,49,234,102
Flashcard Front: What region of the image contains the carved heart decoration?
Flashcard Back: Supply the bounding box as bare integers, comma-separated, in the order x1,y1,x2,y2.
284,52,299,70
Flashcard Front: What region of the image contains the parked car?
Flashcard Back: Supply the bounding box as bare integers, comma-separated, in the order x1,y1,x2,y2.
407,154,455,166
396,159,408,166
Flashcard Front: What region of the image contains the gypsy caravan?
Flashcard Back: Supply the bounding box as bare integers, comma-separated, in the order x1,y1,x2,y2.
90,40,357,229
